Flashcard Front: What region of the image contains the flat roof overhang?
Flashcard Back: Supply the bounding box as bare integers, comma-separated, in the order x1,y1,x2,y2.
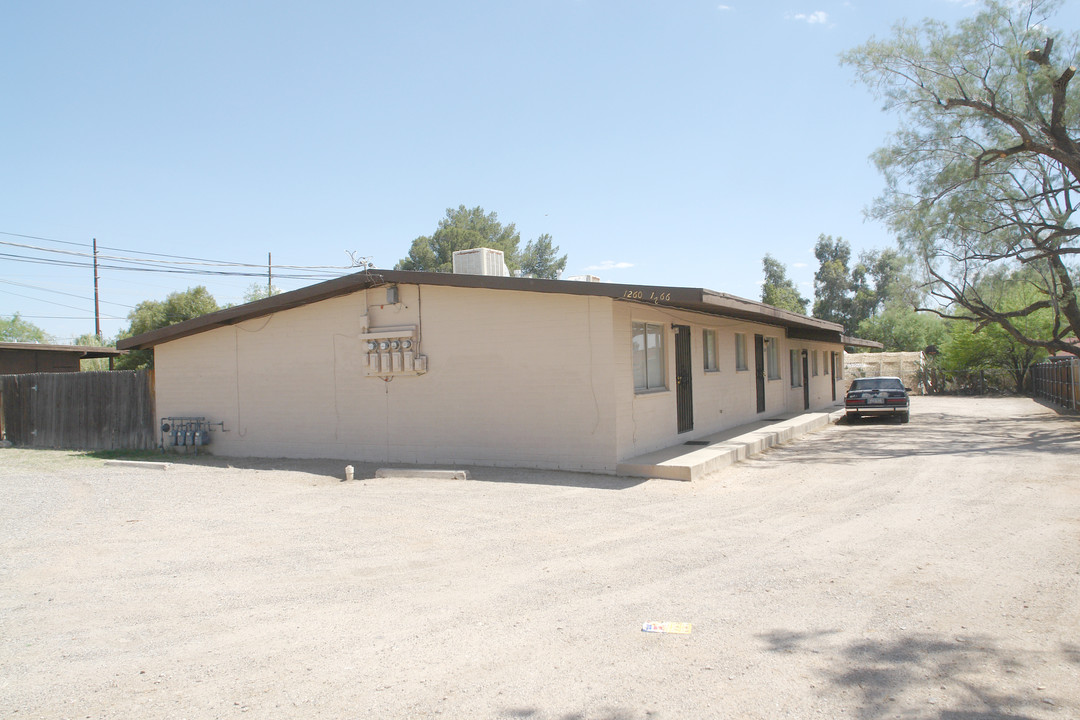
0,342,124,359
118,269,855,350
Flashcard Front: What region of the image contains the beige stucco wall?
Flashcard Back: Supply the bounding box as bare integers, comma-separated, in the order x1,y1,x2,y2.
154,285,620,472
780,344,845,411
611,302,847,461
153,283,847,472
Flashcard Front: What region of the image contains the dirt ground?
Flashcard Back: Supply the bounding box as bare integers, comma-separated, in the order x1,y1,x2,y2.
1,395,1078,720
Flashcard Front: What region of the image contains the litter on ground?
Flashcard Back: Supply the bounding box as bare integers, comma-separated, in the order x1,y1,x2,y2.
642,622,692,634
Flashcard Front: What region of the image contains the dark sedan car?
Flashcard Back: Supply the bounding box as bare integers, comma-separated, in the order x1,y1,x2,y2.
844,376,910,423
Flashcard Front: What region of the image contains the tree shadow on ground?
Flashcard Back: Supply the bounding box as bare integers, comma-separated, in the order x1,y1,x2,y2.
758,409,1080,468
759,628,842,652
1060,641,1080,666
758,629,1063,719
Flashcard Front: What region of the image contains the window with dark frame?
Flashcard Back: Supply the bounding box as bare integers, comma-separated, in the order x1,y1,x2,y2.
766,337,780,380
632,322,666,392
703,328,718,372
735,333,748,371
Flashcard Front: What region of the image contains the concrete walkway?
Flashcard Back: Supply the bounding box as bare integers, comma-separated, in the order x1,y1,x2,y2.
616,406,845,481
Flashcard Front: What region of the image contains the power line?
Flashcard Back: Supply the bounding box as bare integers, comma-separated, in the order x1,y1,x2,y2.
0,278,135,309
0,229,371,335
0,251,342,279
0,230,86,247
0,287,124,317
0,239,348,276
3,315,125,321
0,230,356,271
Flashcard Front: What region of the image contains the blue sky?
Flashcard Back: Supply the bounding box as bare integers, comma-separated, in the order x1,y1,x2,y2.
4,0,1077,343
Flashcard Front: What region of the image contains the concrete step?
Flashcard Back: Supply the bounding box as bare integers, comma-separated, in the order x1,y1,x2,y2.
616,408,844,481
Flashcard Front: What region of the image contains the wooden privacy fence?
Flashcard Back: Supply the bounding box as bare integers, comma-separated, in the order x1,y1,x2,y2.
1031,357,1079,412
0,370,155,450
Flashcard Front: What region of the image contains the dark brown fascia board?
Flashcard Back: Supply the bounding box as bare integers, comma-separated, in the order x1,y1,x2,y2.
0,342,124,358
699,290,843,334
117,269,847,350
786,327,846,344
116,271,383,350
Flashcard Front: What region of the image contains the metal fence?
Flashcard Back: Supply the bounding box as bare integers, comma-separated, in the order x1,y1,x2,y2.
1031,356,1079,411
0,370,156,450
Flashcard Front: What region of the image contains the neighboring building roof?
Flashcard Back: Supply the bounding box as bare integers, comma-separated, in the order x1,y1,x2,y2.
0,342,123,374
118,269,858,350
0,342,123,359
842,335,885,350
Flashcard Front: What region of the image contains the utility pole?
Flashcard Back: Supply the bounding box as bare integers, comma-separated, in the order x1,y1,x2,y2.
93,238,101,338
267,252,272,297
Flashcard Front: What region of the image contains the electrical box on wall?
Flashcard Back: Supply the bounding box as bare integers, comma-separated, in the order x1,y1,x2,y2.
359,325,427,377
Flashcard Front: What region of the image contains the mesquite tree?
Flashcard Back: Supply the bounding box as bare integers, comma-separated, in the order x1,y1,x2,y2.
845,0,1080,356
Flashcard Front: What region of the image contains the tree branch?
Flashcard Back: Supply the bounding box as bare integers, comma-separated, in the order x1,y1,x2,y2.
1049,64,1077,152
1025,37,1053,66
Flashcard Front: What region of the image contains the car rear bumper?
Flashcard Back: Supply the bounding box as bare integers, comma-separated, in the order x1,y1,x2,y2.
845,404,909,415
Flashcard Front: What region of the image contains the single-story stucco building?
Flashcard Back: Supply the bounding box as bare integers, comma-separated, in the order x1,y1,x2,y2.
118,265,875,473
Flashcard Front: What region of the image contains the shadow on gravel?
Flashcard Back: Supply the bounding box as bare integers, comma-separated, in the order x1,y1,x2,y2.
781,410,1080,466
1030,396,1080,417
499,708,640,720
463,466,649,490
759,628,841,652
85,450,362,479
758,629,1059,720
1061,641,1080,665
86,452,649,490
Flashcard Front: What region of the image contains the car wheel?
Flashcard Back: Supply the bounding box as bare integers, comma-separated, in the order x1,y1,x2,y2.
847,412,860,422
899,412,910,423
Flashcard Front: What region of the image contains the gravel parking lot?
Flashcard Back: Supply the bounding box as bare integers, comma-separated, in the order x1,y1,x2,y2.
1,396,1078,719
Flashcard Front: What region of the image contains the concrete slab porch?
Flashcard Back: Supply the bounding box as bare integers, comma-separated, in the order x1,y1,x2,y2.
616,407,846,481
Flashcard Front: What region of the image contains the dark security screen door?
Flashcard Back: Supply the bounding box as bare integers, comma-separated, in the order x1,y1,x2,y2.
754,334,766,413
831,352,838,401
674,325,693,433
802,350,810,410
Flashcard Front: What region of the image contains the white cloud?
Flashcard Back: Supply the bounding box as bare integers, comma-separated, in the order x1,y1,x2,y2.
792,262,808,268
788,10,828,24
717,4,733,10
584,260,634,271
